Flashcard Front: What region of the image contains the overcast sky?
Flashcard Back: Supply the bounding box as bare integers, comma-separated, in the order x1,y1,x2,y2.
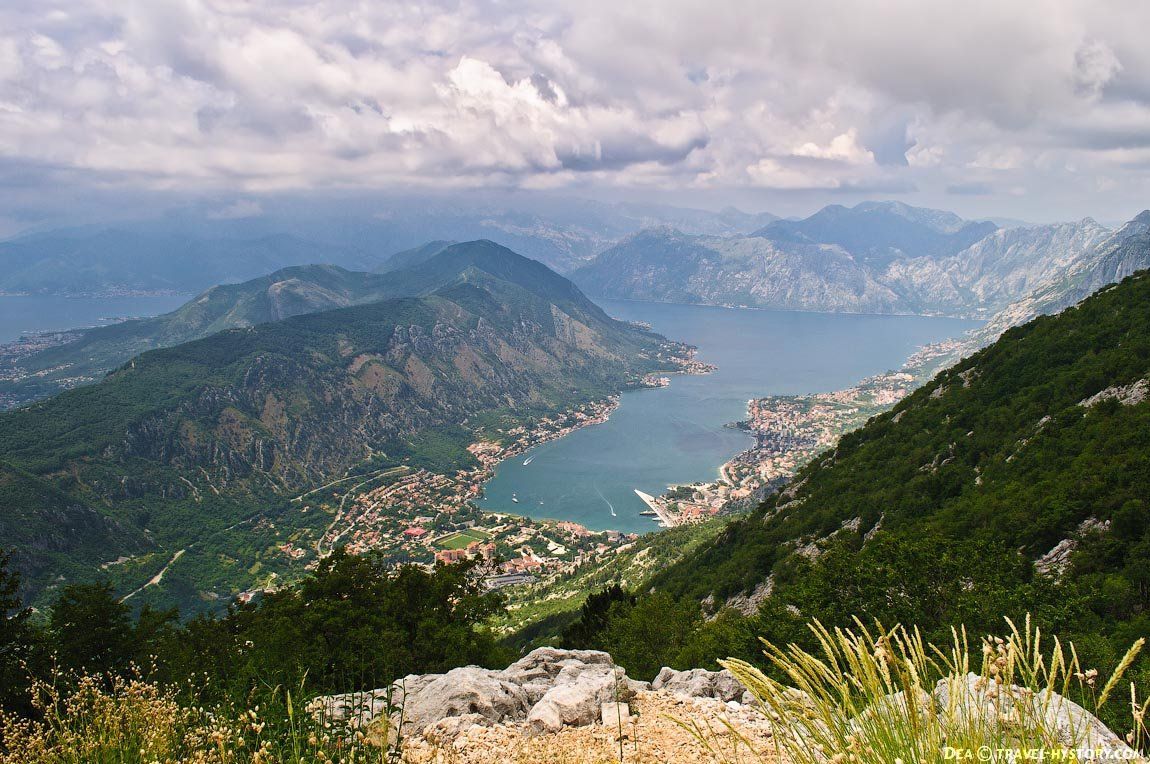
2,0,1148,233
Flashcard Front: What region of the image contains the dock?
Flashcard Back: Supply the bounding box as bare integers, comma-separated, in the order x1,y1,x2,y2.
633,489,676,527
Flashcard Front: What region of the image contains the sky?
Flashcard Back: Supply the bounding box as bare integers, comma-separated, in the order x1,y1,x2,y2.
2,0,1149,234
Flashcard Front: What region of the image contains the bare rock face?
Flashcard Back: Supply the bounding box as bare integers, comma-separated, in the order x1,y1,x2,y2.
651,667,746,703
498,647,617,705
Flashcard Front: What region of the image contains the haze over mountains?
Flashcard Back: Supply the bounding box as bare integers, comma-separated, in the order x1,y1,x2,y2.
0,197,780,294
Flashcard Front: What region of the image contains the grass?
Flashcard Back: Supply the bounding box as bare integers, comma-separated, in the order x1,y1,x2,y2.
716,616,1147,764
436,529,492,551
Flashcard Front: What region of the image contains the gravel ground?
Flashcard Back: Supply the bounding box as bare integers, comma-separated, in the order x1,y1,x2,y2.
402,690,780,763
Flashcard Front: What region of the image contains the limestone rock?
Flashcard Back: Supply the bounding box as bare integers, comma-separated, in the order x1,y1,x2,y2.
933,673,1138,757
401,667,531,734
651,667,746,702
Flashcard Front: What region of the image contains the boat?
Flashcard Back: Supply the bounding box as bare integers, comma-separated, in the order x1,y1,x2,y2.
511,494,520,503
639,509,657,517
523,456,535,466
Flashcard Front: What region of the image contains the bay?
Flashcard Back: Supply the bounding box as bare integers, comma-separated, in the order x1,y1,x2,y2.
478,300,980,533
0,294,188,343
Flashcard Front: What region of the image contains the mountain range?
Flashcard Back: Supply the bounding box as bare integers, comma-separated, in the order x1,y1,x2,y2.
0,241,677,606
572,201,1126,318
0,197,781,295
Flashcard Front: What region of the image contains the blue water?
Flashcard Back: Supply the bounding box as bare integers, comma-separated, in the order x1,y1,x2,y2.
478,300,980,533
0,294,189,343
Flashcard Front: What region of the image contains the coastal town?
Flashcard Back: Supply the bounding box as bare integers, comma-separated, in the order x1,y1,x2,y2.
248,347,717,596
636,366,923,527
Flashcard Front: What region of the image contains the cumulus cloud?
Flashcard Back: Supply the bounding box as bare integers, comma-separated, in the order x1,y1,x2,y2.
0,0,1148,219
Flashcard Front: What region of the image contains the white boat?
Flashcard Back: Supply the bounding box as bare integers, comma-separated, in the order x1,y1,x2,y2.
523,456,535,466
511,495,520,503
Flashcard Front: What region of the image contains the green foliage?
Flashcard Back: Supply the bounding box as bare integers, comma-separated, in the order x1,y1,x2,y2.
558,271,1150,695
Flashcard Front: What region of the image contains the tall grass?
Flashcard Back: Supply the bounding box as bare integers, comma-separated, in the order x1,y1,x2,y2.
0,670,400,764
721,616,1147,764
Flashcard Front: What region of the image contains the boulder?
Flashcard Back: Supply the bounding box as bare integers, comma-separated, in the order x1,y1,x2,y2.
401,666,531,734
933,673,1138,757
527,664,635,734
499,647,617,704
651,667,746,702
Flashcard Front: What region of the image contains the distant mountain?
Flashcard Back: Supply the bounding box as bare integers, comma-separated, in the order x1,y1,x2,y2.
0,230,367,296
0,241,678,606
3,240,652,406
573,202,1115,317
881,218,1113,317
754,201,998,269
376,241,457,272
0,264,402,405
975,211,1150,341
571,227,905,313
0,197,780,295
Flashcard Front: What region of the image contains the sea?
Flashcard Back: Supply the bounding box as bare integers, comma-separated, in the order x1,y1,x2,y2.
0,294,188,343
477,299,980,533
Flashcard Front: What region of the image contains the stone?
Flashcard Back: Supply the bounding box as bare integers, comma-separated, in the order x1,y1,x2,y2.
499,647,616,704
400,666,531,734
601,701,632,727
651,667,746,702
933,673,1138,758
527,665,636,734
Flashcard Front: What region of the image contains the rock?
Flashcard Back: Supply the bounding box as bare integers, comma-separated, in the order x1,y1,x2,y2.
421,713,488,746
401,666,531,734
601,702,631,727
651,667,746,702
527,665,637,734
307,688,392,730
933,673,1138,757
499,647,616,705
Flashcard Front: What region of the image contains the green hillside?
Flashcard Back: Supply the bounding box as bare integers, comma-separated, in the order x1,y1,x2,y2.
557,269,1150,682
0,242,676,609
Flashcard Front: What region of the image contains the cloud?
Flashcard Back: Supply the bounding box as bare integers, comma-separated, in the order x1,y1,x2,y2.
207,199,263,219
0,0,1147,220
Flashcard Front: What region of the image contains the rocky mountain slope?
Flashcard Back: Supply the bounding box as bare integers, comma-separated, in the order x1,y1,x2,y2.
572,201,1116,317
0,242,676,607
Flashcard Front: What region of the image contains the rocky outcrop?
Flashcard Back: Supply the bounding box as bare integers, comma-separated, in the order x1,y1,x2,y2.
309,648,767,741
314,650,1140,763
934,673,1139,758
650,667,749,704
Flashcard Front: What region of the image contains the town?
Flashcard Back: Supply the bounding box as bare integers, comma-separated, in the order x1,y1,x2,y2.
637,367,919,526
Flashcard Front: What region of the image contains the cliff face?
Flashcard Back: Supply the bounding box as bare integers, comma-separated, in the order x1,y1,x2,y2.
0,242,673,605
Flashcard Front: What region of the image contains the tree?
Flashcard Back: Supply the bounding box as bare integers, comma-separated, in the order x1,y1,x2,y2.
0,550,39,713
49,581,134,676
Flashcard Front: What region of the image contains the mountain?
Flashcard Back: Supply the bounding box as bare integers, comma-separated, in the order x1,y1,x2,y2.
881,217,1113,317
570,227,905,313
0,230,367,296
573,203,1114,317
0,264,405,405
0,197,780,295
376,241,457,272
975,211,1150,340
638,265,1150,655
0,242,677,607
753,200,998,269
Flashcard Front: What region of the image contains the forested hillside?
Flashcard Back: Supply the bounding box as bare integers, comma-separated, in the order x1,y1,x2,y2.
0,242,676,609
557,268,1150,686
